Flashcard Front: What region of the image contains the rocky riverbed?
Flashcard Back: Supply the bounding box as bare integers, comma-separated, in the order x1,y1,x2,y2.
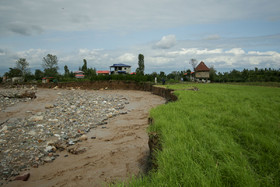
0,87,130,185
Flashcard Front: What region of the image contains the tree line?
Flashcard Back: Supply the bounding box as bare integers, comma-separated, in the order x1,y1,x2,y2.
2,54,279,83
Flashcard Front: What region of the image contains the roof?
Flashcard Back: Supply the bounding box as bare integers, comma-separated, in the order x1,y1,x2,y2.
110,63,131,67
97,71,110,74
195,61,210,72
184,72,194,75
74,71,84,74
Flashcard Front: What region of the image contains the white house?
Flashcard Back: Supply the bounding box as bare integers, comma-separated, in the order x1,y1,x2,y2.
110,64,131,74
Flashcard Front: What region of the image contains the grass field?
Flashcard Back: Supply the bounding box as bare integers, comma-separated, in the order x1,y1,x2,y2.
125,83,280,186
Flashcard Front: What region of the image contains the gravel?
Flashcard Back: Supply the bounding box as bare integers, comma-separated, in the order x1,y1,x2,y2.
0,88,129,184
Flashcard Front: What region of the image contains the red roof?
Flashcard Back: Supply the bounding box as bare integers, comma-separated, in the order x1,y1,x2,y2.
195,61,210,72
184,72,194,75
97,70,110,74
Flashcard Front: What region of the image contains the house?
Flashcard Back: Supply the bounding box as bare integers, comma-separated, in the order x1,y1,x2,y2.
195,61,210,80
184,72,195,81
74,71,85,78
12,77,23,83
97,70,110,75
110,64,131,74
42,77,56,83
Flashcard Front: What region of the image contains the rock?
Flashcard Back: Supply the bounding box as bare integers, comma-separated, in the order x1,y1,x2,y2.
79,135,88,141
14,173,30,181
0,88,130,182
44,146,56,153
45,104,54,109
0,125,8,132
29,115,44,122
48,119,58,122
43,157,53,163
67,146,87,155
68,140,75,145
28,130,36,136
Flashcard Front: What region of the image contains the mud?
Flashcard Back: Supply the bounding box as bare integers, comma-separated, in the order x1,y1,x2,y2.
3,89,166,187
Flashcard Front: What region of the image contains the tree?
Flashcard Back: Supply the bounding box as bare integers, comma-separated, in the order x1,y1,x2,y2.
189,58,198,71
209,66,217,82
4,68,22,78
42,54,59,77
86,67,96,78
16,58,29,77
136,54,145,75
64,65,70,76
35,69,44,80
82,59,88,73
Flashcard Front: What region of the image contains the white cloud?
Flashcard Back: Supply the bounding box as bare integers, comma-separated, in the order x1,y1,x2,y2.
117,53,136,63
168,48,223,55
225,48,245,55
155,35,177,49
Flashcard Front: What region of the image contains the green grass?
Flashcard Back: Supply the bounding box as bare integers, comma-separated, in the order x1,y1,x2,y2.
124,83,280,186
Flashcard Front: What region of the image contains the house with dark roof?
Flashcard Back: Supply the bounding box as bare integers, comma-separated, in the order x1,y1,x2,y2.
110,64,131,74
195,61,210,80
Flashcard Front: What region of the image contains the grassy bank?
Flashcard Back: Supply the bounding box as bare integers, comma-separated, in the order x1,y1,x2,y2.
126,83,280,186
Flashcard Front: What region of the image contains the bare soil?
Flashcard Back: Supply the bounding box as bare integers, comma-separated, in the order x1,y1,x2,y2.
3,89,165,187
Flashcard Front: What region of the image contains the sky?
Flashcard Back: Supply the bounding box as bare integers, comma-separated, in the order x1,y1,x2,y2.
0,0,280,75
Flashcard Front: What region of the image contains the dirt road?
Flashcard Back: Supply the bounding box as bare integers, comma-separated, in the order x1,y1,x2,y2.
4,89,165,187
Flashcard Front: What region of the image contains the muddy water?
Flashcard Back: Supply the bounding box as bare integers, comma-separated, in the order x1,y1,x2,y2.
5,90,165,187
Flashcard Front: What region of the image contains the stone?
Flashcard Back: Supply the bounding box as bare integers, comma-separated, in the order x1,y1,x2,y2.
0,125,8,132
45,104,54,109
43,157,53,163
67,146,87,155
0,88,130,182
79,135,88,141
48,119,58,122
28,130,36,136
44,146,53,152
14,173,30,181
29,115,44,122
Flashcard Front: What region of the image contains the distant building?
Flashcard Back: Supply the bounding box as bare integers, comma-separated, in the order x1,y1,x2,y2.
74,71,85,78
97,70,110,75
195,61,210,80
184,72,195,81
110,64,131,74
12,77,23,83
42,77,56,83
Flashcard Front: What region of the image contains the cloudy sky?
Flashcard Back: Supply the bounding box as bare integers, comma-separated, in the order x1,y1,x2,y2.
0,0,280,75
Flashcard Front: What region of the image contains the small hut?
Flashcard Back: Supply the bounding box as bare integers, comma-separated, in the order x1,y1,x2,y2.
195,61,210,81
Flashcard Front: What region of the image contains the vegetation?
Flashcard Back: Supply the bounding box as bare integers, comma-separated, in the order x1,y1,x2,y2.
126,83,280,186
136,54,145,75
214,68,280,82
2,53,279,84
16,58,29,77
42,54,59,77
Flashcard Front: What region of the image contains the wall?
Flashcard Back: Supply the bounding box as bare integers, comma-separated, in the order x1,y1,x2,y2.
195,71,210,78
